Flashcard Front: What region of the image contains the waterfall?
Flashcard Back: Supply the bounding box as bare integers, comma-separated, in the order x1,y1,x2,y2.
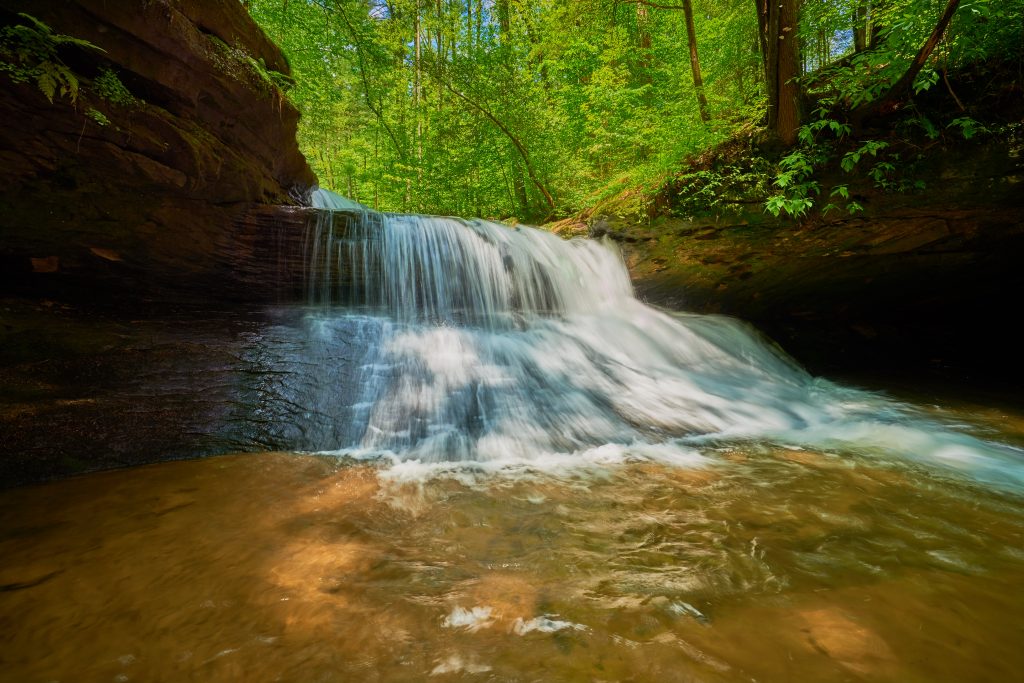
298,190,1023,486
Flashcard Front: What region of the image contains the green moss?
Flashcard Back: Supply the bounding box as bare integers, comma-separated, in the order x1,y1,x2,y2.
205,34,291,102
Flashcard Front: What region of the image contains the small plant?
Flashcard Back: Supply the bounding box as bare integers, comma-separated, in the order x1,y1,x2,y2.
840,139,889,172
671,157,773,218
820,184,865,216
912,67,939,95
765,148,820,217
86,107,110,126
93,67,135,106
0,13,102,103
947,116,987,140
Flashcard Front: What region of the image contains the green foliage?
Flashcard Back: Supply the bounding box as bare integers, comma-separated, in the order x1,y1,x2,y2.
947,116,987,140
242,0,1022,220
85,107,110,126
840,140,889,173
93,68,135,106
804,0,1024,116
766,149,820,217
247,0,755,218
0,13,102,104
672,156,773,218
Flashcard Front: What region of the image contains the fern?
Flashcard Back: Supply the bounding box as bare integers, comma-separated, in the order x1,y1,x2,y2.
0,13,102,104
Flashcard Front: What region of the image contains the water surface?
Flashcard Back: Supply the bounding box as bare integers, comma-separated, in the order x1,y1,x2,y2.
1,444,1021,682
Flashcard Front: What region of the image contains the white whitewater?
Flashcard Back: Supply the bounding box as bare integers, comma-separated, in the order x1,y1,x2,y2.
304,190,1023,487
310,187,369,211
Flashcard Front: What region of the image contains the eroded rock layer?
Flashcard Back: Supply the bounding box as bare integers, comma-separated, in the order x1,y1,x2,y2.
0,0,316,301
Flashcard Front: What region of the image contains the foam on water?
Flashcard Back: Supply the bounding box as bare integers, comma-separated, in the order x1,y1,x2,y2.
299,201,1024,489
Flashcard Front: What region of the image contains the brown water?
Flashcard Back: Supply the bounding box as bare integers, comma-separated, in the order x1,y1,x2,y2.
1,444,1022,683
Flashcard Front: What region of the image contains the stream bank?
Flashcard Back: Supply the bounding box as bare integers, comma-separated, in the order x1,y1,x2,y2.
565,131,1024,389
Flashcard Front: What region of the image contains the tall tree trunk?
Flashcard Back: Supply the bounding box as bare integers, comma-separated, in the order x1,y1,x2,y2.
682,0,711,122
436,0,444,113
513,164,529,213
756,0,801,145
869,0,885,47
637,3,653,86
853,0,868,52
497,0,510,37
476,0,482,45
414,2,423,202
776,0,801,145
853,0,961,123
754,0,768,73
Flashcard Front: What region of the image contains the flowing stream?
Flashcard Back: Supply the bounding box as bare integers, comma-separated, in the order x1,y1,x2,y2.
298,192,1023,488
1,194,1023,681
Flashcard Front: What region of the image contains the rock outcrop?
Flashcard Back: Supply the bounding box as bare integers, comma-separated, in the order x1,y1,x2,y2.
0,0,317,301
589,135,1024,386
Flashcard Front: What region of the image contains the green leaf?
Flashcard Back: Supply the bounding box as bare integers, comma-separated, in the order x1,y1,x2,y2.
36,71,56,102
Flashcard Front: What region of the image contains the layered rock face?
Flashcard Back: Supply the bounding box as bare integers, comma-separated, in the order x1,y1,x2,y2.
0,0,317,301
610,136,1024,386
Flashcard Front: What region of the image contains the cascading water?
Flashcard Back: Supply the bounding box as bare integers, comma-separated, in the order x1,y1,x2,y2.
3,193,1022,683
302,189,1023,486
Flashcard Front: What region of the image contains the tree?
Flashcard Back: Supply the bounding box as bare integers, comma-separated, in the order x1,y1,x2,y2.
681,0,711,123
755,0,802,145
244,0,1020,218
852,0,962,123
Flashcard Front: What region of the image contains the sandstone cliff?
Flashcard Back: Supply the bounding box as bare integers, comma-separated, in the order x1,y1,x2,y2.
0,0,317,301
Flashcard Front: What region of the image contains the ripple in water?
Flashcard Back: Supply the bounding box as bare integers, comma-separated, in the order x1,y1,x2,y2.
0,452,1021,681
1,198,1021,681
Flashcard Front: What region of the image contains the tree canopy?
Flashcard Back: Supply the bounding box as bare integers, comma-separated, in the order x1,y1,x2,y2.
247,0,1024,221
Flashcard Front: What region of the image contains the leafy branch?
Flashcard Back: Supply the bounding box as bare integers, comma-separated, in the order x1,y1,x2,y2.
0,13,103,103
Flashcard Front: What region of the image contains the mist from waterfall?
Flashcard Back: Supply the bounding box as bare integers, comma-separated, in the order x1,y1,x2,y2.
301,190,1023,487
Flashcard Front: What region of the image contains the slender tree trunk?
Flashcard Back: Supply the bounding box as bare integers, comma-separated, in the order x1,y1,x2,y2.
637,3,653,86
476,0,482,44
487,0,551,215
436,0,444,114
682,0,711,122
497,0,510,38
754,0,768,74
853,0,868,52
756,0,801,145
853,0,961,122
414,2,423,203
513,165,528,212
869,0,885,47
441,81,556,214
